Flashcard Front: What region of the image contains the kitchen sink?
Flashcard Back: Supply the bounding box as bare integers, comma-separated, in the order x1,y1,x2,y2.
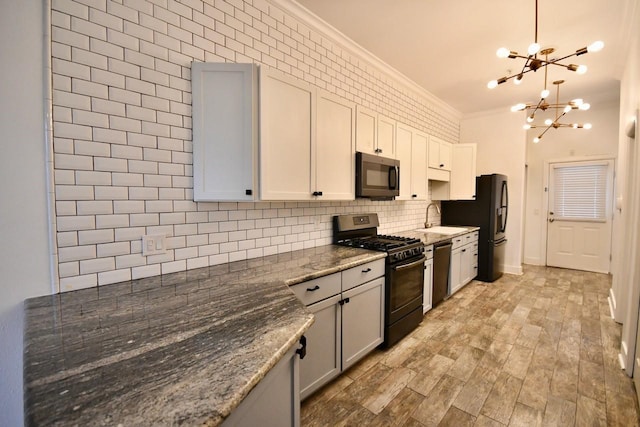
415,226,468,235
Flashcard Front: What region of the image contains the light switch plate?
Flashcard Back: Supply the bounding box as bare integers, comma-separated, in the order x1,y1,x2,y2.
142,235,167,256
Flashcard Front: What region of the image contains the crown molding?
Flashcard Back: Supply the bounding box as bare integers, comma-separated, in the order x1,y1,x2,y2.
267,0,462,121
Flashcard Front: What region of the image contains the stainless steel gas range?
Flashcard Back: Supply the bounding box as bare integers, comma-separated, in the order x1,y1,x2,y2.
333,213,425,347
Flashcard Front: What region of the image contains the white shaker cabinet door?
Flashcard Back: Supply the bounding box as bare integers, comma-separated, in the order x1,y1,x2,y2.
191,62,258,201
341,277,384,371
450,143,477,200
395,123,413,200
260,69,314,200
355,105,377,155
377,115,396,158
411,130,428,200
315,90,355,200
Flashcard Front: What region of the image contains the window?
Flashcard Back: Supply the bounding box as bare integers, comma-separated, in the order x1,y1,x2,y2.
552,162,609,221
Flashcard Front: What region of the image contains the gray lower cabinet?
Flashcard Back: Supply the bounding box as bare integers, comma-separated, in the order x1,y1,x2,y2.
293,259,385,400
222,345,300,427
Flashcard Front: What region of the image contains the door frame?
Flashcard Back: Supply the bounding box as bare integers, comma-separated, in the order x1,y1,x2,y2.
541,155,616,270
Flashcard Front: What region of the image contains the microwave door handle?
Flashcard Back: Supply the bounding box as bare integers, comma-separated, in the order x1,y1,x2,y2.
389,166,398,189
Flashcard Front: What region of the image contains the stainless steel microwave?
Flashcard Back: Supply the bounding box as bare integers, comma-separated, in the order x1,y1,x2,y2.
356,152,400,200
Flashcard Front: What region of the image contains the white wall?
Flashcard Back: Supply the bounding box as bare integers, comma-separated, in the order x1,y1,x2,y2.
0,1,52,425
523,97,620,266
616,0,640,375
460,109,526,275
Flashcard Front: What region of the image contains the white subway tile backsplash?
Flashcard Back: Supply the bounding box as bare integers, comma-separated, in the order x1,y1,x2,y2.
59,244,97,262
51,0,458,291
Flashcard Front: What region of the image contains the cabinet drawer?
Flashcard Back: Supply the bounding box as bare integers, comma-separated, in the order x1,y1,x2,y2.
463,232,476,244
424,245,434,260
342,259,385,292
451,235,465,250
291,273,341,306
471,231,479,242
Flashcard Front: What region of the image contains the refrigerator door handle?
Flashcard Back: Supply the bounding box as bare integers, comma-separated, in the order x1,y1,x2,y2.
500,180,508,233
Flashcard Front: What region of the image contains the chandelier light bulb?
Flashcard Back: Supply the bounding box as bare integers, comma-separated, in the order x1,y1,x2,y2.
514,75,523,85
496,47,511,58
584,123,592,129
533,137,541,143
511,103,527,112
573,123,579,128
588,41,604,53
488,80,498,89
545,119,553,126
523,124,532,130
527,115,534,123
564,105,572,113
579,103,591,111
528,43,541,56
571,98,584,106
540,89,550,99
576,65,588,74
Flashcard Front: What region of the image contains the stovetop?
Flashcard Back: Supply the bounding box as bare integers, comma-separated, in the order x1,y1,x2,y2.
336,235,422,252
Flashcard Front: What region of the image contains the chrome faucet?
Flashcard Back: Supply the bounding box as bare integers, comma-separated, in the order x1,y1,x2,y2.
425,202,441,228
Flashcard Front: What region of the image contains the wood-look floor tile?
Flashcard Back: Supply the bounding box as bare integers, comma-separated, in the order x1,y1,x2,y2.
301,266,639,426
542,395,576,426
509,402,543,427
518,367,552,411
605,390,640,427
474,414,505,426
362,367,416,415
503,344,534,380
575,394,607,426
448,345,485,382
407,353,455,397
411,374,465,426
578,359,605,402
439,406,476,426
368,387,424,427
480,372,522,424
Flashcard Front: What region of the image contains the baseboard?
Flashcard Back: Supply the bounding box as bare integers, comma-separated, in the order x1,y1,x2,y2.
503,264,523,275
523,256,543,266
619,352,626,370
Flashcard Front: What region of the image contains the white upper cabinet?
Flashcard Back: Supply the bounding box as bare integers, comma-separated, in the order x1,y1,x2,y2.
260,68,314,200
450,143,477,200
377,115,396,158
428,136,452,171
395,123,428,201
355,107,396,158
355,106,377,155
315,90,356,200
191,62,258,201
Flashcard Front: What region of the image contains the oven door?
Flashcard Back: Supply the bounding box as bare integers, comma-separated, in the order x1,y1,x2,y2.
386,254,425,325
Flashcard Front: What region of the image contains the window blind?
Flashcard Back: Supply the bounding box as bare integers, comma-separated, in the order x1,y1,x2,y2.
552,163,608,221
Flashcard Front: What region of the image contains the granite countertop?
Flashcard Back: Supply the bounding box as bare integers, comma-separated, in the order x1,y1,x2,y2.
396,226,480,246
23,245,385,426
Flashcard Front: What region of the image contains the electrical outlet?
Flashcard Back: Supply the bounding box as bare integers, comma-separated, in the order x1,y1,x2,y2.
142,235,167,256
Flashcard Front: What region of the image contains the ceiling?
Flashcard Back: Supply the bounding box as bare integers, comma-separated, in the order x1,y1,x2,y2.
295,0,635,115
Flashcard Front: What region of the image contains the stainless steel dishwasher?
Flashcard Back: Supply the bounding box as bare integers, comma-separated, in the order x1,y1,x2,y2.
432,240,452,307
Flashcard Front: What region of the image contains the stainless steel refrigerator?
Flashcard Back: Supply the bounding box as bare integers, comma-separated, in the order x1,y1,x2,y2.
441,174,508,282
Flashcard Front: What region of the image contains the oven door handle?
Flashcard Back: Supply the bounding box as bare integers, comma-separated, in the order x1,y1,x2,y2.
392,255,426,271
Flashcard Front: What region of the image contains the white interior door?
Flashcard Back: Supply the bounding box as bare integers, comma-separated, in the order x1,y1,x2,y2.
546,159,614,273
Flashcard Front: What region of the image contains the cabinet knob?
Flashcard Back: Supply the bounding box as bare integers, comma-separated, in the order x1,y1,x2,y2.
375,148,382,153
462,249,466,252
440,164,444,168
306,285,320,292
412,194,417,198
245,189,252,195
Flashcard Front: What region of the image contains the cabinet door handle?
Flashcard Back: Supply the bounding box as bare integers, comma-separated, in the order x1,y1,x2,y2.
362,268,372,273
375,148,382,153
306,285,320,292
412,194,417,198
296,335,307,360
462,249,466,252
339,297,350,305
312,191,323,196
344,297,350,304
440,163,444,168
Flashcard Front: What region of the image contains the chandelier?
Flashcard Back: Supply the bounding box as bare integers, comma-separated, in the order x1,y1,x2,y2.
512,79,592,143
487,0,604,89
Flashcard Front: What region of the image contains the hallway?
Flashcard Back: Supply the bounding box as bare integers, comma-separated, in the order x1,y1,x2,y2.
301,266,640,426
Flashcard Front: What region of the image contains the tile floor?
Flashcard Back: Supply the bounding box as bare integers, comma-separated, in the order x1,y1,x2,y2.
301,265,640,426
